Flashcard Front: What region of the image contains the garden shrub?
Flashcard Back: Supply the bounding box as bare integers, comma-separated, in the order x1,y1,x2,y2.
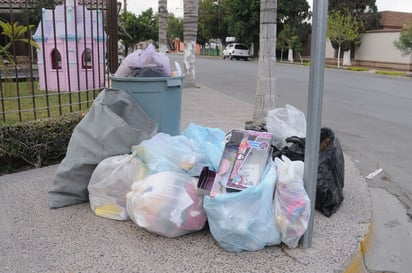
0,112,84,174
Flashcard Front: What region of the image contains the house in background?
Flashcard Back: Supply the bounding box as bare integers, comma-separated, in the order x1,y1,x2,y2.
325,11,412,71
379,11,412,30
33,0,106,91
0,0,107,58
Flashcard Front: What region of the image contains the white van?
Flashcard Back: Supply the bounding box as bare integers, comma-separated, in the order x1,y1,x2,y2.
222,43,249,61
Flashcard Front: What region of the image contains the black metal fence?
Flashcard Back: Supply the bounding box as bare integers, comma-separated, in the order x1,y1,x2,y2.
0,0,118,124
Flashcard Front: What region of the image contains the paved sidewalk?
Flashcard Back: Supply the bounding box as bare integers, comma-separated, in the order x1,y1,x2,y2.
0,86,371,273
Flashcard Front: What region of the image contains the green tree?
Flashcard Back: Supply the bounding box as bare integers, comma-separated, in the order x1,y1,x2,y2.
167,13,183,48
327,9,363,68
118,8,158,52
197,0,228,45
328,0,380,31
394,24,412,56
276,29,288,62
137,8,158,42
222,0,311,56
277,0,311,28
224,0,260,51
277,0,310,62
328,0,380,65
118,11,138,53
277,24,305,63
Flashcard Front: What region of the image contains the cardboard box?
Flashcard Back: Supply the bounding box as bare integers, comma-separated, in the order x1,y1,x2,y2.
210,129,272,197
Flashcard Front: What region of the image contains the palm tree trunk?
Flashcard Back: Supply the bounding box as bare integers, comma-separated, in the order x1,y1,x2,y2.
158,0,168,54
183,0,199,88
251,0,278,127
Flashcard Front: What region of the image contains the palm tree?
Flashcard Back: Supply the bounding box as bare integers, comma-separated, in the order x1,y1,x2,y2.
183,0,199,87
158,0,168,54
248,0,278,129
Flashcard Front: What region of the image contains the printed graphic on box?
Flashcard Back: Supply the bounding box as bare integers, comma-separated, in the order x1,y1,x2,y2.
210,129,272,196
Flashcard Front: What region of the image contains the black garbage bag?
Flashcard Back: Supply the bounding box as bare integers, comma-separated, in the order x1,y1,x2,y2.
272,127,345,217
272,136,305,161
316,128,344,217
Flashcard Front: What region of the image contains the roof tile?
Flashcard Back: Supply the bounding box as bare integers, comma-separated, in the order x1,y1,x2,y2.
380,11,412,29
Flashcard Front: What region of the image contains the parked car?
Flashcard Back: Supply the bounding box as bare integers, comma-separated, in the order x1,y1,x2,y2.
222,43,249,61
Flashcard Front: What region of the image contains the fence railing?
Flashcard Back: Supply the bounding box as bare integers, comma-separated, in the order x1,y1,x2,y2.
200,48,221,56
0,0,117,125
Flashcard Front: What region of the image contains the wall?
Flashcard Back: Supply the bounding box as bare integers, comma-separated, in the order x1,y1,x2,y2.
325,30,412,71
354,30,412,71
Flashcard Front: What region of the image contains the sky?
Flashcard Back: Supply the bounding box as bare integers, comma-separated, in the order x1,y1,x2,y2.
126,0,412,17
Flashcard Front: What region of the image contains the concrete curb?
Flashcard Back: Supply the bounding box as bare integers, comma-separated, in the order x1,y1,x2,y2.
344,220,374,273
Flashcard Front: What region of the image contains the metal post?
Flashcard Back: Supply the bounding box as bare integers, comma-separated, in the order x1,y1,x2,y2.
302,0,329,248
107,0,119,74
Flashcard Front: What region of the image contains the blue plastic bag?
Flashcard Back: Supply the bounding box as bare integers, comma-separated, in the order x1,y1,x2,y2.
182,123,225,171
203,161,281,252
132,132,213,176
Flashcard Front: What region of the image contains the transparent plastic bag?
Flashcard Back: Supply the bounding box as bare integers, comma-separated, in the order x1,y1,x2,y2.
132,132,213,176
266,104,306,149
126,171,207,238
114,43,171,77
88,153,148,220
273,155,310,248
113,49,142,77
203,161,281,252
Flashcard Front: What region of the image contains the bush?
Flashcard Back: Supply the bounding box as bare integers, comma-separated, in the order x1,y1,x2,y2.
0,112,84,174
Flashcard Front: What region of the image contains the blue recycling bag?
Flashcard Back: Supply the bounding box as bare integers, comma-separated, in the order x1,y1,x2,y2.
203,161,281,252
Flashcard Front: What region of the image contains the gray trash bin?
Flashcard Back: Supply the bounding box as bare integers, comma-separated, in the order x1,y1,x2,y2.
111,76,183,136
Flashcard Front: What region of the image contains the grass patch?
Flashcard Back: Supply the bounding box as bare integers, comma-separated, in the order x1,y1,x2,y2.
375,70,406,76
347,66,369,71
303,60,311,66
0,80,101,124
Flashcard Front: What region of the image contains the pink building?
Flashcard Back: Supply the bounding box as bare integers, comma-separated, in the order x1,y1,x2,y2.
33,0,106,92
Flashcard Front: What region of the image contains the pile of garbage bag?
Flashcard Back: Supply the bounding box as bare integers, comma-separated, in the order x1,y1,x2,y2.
48,99,345,252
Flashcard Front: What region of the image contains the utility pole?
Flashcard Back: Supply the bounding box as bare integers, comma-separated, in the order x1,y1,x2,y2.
301,0,328,249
